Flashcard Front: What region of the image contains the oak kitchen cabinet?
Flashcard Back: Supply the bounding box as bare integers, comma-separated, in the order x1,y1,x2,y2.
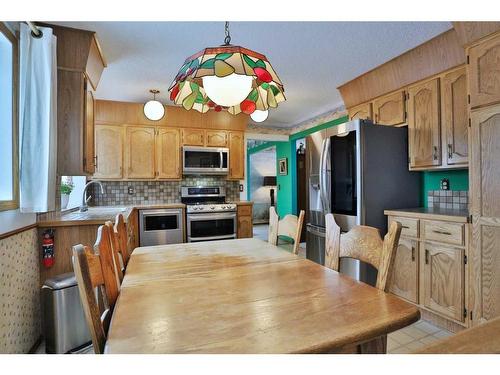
237,203,253,238
372,90,406,126
407,77,442,169
156,128,181,179
386,210,469,331
348,102,372,121
206,130,228,147
182,128,205,146
125,126,156,179
228,131,245,180
48,23,106,176
94,124,124,179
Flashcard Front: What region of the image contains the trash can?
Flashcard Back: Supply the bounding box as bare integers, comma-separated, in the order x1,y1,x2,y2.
41,272,92,353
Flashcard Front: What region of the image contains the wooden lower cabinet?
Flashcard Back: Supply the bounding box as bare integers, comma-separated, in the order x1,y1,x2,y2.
237,204,253,239
389,238,419,303
422,242,465,322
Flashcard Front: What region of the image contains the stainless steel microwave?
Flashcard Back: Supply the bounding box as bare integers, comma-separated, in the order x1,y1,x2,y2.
182,146,229,175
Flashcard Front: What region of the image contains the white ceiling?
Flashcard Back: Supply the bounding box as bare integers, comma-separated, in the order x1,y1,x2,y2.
53,21,452,128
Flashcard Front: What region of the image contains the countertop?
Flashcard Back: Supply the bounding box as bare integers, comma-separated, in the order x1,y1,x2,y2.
384,207,469,223
38,201,253,227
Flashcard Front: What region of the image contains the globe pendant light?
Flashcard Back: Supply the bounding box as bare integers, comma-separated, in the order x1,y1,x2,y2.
250,109,269,123
169,22,285,116
143,89,165,121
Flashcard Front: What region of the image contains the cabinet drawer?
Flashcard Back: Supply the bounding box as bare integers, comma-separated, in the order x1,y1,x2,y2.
423,220,464,246
238,205,252,216
390,216,419,238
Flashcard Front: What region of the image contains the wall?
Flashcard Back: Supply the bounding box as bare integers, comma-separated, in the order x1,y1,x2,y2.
421,170,469,207
0,228,40,353
88,176,241,206
249,147,276,223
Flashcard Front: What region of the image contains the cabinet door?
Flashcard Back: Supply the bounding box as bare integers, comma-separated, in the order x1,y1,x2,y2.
422,242,464,322
372,90,406,126
125,126,156,179
83,87,96,174
228,131,245,180
156,128,181,179
182,128,205,146
408,78,442,169
442,67,468,166
389,238,419,303
237,215,253,238
206,130,228,147
94,125,124,179
469,104,500,325
467,32,500,109
348,102,372,121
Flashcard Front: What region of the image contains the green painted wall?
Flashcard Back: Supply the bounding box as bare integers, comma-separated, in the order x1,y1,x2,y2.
275,141,295,217
421,169,469,207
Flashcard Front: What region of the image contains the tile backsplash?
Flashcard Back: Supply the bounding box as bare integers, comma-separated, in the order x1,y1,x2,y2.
427,190,468,210
88,176,241,206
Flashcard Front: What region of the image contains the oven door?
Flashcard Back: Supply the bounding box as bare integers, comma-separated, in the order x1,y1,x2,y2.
183,146,229,175
187,212,236,242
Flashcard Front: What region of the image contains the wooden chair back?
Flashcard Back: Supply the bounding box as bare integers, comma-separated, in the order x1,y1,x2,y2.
94,225,121,306
72,244,113,354
114,214,130,267
268,207,306,255
105,221,124,283
325,213,402,291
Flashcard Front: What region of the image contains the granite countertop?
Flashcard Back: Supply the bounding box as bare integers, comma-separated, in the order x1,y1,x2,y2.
384,207,469,223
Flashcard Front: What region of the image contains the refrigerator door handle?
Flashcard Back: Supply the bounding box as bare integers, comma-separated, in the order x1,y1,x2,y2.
319,137,331,214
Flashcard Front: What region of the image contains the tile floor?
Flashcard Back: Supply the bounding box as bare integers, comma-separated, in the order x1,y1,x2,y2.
253,223,454,354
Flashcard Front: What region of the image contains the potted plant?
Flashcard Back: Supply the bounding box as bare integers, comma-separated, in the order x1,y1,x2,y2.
60,181,74,209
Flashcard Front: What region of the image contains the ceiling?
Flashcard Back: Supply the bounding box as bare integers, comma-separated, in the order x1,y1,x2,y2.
53,21,452,128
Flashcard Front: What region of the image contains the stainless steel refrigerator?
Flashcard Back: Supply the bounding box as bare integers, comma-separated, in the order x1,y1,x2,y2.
305,119,421,284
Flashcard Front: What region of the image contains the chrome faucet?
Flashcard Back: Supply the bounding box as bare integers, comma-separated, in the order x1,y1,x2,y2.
80,180,105,212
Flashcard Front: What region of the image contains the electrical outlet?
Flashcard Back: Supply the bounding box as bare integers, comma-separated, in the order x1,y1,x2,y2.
127,186,135,195
239,184,244,192
440,178,450,190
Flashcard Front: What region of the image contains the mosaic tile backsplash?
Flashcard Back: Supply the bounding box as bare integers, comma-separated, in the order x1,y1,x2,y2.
427,190,468,210
88,177,241,206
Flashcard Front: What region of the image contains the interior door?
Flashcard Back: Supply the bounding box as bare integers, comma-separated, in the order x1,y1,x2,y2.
422,242,464,322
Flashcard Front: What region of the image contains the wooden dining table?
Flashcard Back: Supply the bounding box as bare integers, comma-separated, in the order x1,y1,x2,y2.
105,238,419,354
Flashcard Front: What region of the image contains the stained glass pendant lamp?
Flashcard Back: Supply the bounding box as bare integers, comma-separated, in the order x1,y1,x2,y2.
168,22,285,118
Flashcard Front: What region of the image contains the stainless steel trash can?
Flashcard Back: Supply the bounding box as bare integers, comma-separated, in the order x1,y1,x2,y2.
41,272,92,353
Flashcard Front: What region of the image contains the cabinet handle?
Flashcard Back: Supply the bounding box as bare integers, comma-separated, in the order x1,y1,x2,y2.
93,155,98,168
432,230,452,236
425,249,429,264
447,144,453,159
433,146,438,160
402,225,410,229
411,247,415,262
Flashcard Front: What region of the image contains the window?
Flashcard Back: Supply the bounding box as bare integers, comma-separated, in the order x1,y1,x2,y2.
0,23,18,211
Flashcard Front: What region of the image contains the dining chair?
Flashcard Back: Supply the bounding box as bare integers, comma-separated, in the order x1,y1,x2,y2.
72,244,115,354
324,213,402,292
268,206,306,255
114,213,130,267
94,225,122,301
105,221,124,283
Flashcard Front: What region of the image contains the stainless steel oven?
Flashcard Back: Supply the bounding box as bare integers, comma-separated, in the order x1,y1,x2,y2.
139,208,184,246
183,146,229,175
186,211,237,242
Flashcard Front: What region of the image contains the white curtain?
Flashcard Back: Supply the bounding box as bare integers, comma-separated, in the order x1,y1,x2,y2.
19,24,57,213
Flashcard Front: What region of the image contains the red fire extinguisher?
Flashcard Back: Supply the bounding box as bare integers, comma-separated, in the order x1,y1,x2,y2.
42,229,55,268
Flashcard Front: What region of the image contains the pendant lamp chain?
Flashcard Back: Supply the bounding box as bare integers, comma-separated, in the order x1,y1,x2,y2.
224,21,231,45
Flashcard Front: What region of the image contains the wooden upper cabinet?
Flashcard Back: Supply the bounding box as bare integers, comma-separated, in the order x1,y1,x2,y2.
156,128,181,179
408,78,442,169
469,104,500,325
125,127,156,179
228,131,245,180
206,130,228,147
389,238,419,304
182,128,205,146
348,102,372,121
84,88,95,174
442,67,468,166
94,125,123,179
422,242,464,322
372,90,406,126
467,32,500,109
